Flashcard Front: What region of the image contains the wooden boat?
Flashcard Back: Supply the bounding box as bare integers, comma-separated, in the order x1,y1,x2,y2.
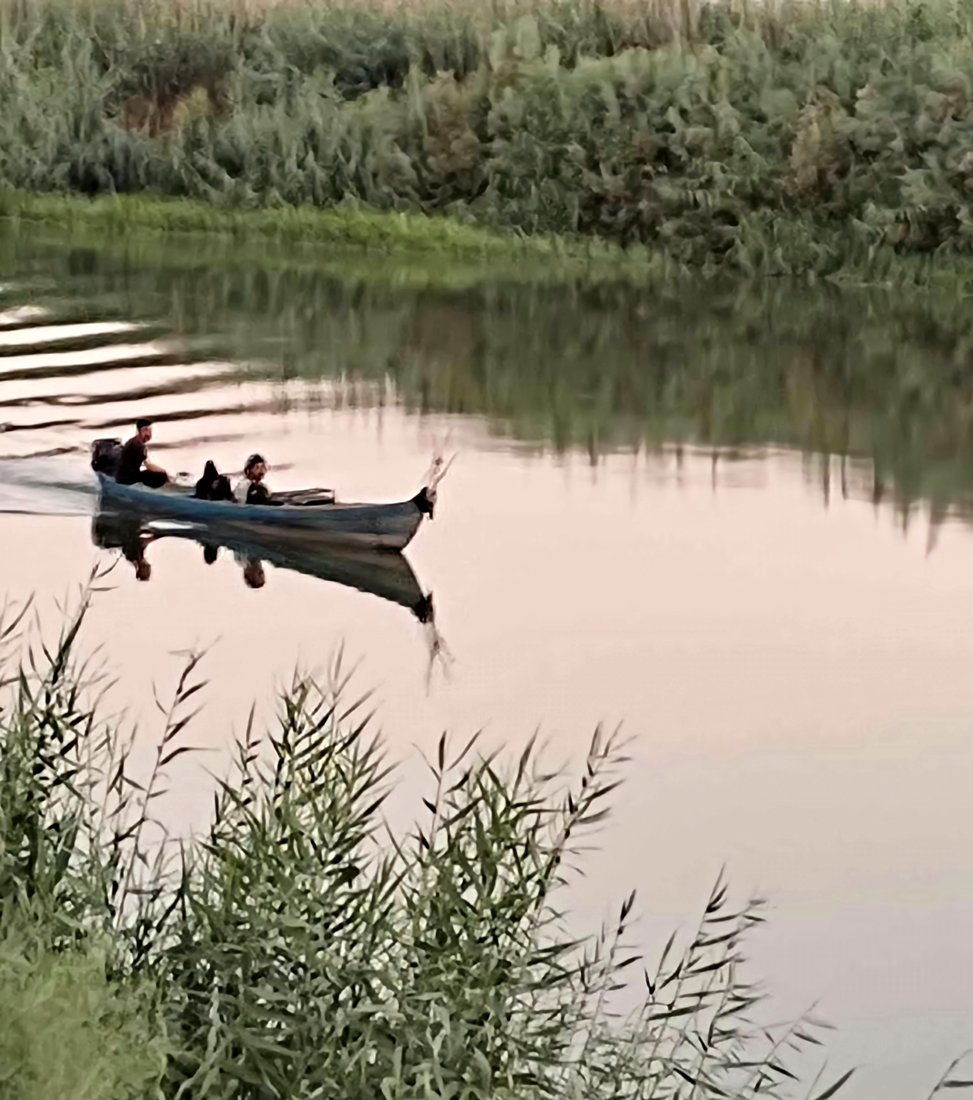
91,508,435,622
93,467,438,552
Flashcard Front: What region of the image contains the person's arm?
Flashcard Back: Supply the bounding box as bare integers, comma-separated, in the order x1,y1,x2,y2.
143,448,166,475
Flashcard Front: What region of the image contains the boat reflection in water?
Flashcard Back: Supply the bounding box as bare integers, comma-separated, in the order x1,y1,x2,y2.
91,507,441,631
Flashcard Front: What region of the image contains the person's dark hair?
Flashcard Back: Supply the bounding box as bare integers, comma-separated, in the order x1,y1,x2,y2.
243,559,265,589
244,453,266,476
136,418,152,431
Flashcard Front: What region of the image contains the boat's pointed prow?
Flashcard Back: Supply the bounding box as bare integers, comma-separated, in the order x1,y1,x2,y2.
415,452,456,521
412,486,436,518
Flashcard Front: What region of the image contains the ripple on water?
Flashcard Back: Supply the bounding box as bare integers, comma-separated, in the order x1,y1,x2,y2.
0,281,283,512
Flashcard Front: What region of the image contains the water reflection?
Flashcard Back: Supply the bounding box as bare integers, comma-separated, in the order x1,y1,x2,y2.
2,226,972,1099
4,227,973,537
91,508,436,623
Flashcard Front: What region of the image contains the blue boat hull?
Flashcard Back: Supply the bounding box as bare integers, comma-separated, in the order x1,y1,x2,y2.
96,473,427,551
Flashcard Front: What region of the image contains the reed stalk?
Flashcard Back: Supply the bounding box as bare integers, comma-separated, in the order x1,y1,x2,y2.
0,578,860,1097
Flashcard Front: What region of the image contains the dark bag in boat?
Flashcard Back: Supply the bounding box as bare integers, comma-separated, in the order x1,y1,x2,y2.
90,438,122,475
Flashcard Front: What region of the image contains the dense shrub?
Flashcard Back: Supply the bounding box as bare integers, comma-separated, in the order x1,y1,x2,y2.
5,0,973,271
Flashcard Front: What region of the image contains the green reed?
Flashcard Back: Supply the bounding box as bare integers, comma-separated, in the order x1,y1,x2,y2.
0,193,533,255
4,0,973,276
0,576,871,1099
0,923,166,1100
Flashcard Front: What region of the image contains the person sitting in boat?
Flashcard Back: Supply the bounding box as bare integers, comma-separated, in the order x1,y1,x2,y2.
234,453,278,505
194,460,233,501
115,418,168,489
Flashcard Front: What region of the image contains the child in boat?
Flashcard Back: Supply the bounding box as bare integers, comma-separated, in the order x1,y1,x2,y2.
233,453,276,505
194,460,233,501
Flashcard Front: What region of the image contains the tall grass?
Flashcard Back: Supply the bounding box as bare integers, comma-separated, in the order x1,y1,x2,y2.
4,0,973,274
0,576,867,1099
0,922,167,1100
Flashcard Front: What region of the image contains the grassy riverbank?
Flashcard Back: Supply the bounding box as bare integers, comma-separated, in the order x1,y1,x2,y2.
4,0,973,278
0,582,856,1100
0,190,671,285
0,191,551,258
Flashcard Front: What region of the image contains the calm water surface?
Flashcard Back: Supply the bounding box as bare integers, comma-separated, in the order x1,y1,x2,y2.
1,228,972,1097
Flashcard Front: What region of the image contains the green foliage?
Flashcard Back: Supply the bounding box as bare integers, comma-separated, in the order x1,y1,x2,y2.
0,584,846,1099
0,191,548,256
0,921,167,1100
0,586,168,1098
6,0,973,274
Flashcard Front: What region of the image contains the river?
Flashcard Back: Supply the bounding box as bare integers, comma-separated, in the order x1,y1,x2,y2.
0,225,971,1097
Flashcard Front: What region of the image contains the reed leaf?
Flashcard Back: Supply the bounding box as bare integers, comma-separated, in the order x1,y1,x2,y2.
0,581,867,1099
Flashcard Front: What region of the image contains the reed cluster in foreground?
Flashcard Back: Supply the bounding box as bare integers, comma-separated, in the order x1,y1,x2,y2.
4,0,973,277
0,577,863,1099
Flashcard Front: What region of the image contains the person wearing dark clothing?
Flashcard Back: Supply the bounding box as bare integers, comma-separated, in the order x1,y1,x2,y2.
246,481,272,505
194,460,233,501
116,419,168,488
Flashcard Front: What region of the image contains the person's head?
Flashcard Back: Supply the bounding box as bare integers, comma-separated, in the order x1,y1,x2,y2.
136,418,153,443
135,559,152,582
243,559,265,589
244,453,267,483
